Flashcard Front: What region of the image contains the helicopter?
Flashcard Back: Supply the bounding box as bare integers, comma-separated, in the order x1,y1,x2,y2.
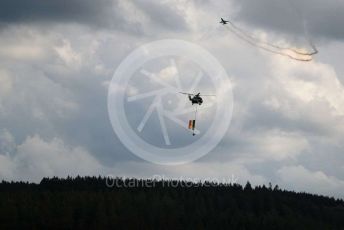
178,92,215,136
179,92,215,136
179,92,215,105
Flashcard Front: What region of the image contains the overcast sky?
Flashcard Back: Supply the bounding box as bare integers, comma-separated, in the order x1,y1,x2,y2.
1,0,344,198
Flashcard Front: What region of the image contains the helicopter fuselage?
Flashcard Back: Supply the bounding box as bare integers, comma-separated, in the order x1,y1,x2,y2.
189,95,203,105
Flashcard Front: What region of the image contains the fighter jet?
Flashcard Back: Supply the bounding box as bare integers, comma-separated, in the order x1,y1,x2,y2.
220,18,229,25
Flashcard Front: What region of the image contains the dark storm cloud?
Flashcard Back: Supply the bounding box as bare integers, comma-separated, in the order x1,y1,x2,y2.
232,0,344,40
0,0,188,32
0,0,119,27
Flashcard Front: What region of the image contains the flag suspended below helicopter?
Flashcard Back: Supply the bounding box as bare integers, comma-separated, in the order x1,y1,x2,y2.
188,120,196,130
188,120,196,136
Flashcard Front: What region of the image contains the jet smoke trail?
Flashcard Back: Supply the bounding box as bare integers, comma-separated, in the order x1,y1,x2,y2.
302,20,318,55
286,0,318,56
222,0,318,62
227,20,316,57
224,23,313,62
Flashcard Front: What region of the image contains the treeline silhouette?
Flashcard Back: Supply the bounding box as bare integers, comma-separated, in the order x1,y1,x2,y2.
0,176,343,229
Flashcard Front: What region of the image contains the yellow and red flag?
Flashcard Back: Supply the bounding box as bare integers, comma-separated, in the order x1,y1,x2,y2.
188,120,196,130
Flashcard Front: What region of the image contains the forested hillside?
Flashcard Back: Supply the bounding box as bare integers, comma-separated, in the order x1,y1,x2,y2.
0,176,343,229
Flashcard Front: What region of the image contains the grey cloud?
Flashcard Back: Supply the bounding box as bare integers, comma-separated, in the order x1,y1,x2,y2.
0,0,118,26
0,26,139,166
232,0,344,40
0,133,107,182
132,0,188,31
0,0,188,33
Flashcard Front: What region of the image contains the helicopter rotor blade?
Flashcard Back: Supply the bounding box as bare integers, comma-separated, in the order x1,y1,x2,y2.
179,92,194,96
199,94,216,97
